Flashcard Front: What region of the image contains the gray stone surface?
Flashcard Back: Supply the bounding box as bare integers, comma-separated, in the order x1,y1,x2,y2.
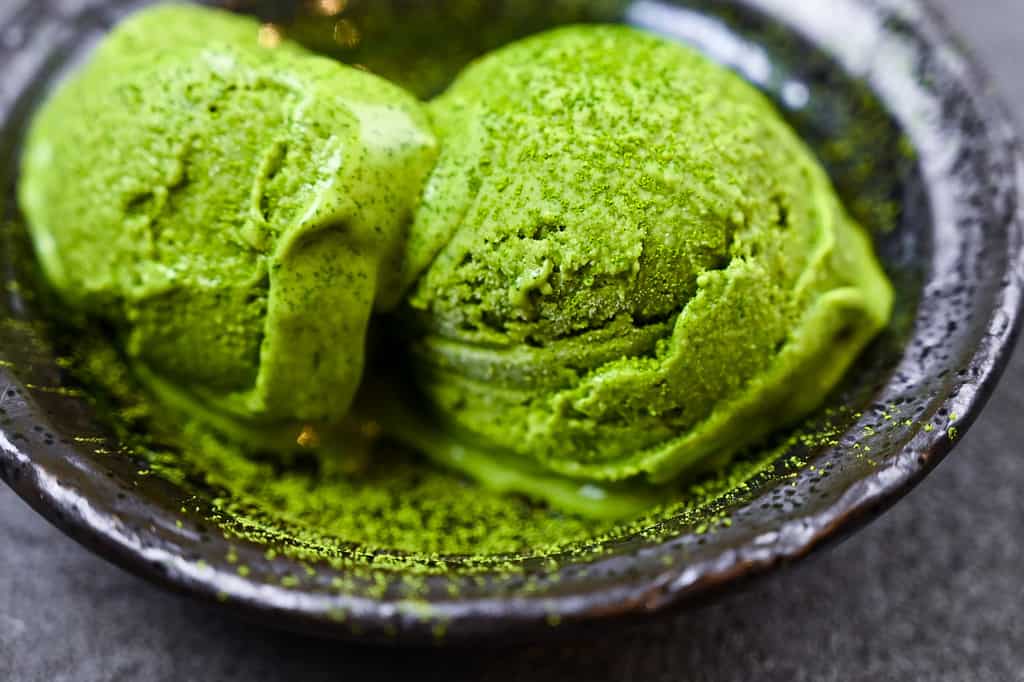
2,0,1024,680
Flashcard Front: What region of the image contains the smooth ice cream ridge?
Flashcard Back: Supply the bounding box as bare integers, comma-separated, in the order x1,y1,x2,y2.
20,9,894,519
399,25,894,487
20,5,438,433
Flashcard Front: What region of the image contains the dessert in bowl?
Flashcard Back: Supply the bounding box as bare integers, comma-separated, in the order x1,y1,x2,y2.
0,0,1019,641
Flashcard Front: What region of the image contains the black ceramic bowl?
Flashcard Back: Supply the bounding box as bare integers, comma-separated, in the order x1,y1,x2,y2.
1,0,1021,643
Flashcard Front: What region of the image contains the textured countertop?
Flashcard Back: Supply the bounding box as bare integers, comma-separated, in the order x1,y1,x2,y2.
3,1,1023,680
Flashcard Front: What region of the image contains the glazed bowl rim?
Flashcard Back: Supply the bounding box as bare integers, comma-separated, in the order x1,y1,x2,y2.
0,0,1021,643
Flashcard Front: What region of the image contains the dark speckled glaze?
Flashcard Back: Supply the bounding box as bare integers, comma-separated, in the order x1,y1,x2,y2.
0,0,1021,642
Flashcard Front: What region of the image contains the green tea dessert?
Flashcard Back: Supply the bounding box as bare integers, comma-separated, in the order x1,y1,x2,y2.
21,7,893,520
401,25,893,485
20,5,438,432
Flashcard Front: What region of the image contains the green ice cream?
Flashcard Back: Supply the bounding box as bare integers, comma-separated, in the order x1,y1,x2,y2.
401,26,893,484
20,7,892,518
20,5,437,431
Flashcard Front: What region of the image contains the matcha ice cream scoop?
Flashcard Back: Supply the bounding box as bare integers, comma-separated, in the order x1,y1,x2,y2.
401,26,893,484
20,5,437,431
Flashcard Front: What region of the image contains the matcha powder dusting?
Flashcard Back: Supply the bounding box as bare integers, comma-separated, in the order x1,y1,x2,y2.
398,25,893,493
70,331,789,564
19,4,438,433
21,6,894,544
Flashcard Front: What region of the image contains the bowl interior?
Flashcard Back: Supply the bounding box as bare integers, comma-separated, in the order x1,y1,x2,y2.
0,0,1019,641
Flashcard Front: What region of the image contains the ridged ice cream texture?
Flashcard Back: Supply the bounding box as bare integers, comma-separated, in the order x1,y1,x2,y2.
19,5,439,428
19,8,893,502
401,25,893,483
